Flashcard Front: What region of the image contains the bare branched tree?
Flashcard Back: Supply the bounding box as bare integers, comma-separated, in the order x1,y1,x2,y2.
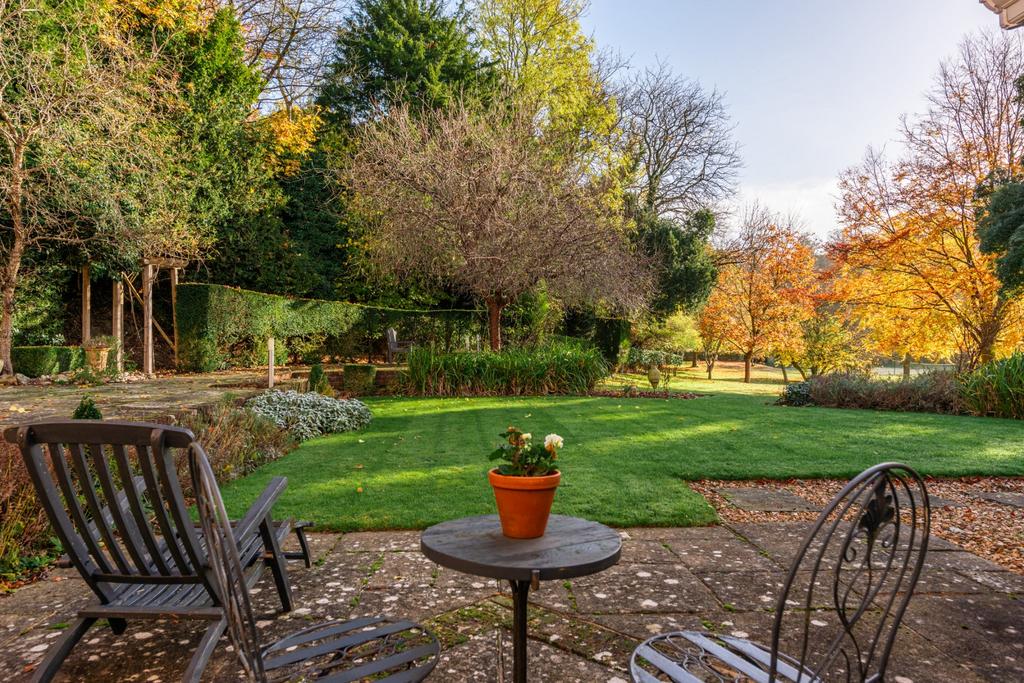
0,0,204,374
618,61,741,217
229,0,344,110
345,99,651,349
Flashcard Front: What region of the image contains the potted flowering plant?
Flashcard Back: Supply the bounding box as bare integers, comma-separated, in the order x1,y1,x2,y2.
488,426,564,538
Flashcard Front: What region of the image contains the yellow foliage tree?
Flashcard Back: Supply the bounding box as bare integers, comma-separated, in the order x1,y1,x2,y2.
707,208,817,383
833,33,1024,369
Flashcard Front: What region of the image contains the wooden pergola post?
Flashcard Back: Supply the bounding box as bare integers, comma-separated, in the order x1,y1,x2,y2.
81,265,91,343
112,279,124,372
142,262,155,375
170,267,179,368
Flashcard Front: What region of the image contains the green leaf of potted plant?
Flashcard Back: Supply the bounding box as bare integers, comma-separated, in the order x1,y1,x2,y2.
487,426,563,538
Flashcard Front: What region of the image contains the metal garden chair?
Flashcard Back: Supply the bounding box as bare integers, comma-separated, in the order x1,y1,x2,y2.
630,462,931,683
189,440,439,682
5,420,313,683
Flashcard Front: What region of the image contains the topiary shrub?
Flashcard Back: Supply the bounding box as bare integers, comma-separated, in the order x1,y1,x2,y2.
961,352,1024,419
246,390,372,441
343,364,376,396
308,363,332,395
11,345,84,377
72,396,102,420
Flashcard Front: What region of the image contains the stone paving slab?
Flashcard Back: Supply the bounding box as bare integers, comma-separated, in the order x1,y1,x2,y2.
716,486,817,511
0,370,285,428
2,525,1021,682
976,491,1024,508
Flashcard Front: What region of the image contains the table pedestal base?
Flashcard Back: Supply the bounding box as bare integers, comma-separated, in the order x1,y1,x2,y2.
510,579,529,683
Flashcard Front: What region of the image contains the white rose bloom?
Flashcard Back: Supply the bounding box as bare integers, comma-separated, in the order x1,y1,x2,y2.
544,434,564,450
521,433,532,441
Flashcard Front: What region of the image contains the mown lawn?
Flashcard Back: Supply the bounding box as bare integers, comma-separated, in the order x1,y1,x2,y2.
220,363,1024,531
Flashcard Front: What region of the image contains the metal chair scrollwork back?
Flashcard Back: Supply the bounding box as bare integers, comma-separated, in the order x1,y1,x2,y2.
189,445,440,682
631,462,931,683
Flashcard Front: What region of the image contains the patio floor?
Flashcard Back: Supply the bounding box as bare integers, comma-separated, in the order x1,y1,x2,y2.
2,523,1021,682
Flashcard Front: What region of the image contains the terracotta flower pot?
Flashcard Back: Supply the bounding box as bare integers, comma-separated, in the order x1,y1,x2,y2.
488,468,561,539
84,347,109,373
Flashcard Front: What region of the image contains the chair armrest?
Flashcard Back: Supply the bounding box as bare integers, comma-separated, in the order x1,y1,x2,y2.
233,476,288,543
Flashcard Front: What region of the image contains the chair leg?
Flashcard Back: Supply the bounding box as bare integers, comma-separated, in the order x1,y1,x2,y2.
182,619,227,683
109,617,127,635
260,515,294,612
295,524,312,568
30,617,96,683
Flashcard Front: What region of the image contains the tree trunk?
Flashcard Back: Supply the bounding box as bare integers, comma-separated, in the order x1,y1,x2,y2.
781,364,789,383
743,351,753,383
0,144,26,376
706,357,715,379
690,350,697,368
902,353,912,381
792,362,807,381
485,297,505,351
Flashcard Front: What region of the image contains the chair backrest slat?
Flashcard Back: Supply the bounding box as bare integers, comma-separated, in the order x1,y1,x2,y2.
87,442,153,575
5,420,209,605
151,429,206,574
48,442,116,575
768,462,930,682
19,436,112,601
111,444,169,575
134,441,193,572
68,442,133,574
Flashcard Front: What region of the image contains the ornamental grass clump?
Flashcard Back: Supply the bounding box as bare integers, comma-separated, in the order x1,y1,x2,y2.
247,390,372,441
403,341,608,396
961,352,1024,419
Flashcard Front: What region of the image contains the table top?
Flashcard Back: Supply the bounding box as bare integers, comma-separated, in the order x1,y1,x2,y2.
420,514,621,582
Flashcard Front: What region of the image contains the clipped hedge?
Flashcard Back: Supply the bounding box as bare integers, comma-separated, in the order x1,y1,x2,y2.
403,341,609,396
177,283,485,371
11,345,84,377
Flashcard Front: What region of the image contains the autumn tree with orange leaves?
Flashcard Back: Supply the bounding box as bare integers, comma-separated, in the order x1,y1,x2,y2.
700,206,817,383
832,32,1024,370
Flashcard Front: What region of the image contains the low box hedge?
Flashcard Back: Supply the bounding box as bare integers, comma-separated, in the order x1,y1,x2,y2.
343,364,377,396
11,346,84,377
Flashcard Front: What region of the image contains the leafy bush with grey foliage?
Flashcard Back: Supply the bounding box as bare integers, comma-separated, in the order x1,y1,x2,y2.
246,390,372,441
777,381,814,407
780,371,962,415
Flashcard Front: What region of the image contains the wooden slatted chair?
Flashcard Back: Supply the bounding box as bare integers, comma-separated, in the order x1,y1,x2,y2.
385,327,413,364
630,462,931,683
5,420,312,683
189,440,440,682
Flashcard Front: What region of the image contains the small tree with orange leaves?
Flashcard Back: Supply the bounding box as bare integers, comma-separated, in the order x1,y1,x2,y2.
708,207,817,383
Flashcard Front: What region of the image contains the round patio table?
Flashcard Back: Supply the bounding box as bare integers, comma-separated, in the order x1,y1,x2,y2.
420,514,621,683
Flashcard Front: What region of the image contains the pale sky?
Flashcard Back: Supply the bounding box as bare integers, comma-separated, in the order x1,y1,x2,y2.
580,0,999,238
